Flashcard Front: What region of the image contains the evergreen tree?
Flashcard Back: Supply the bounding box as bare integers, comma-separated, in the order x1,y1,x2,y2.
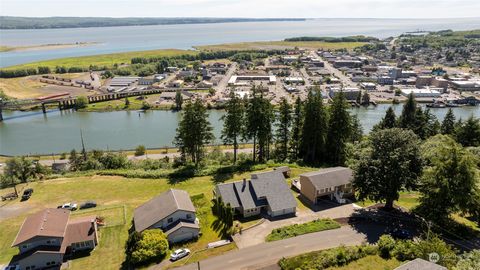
220,92,245,163
175,90,183,110
275,97,292,161
441,108,456,135
300,90,328,165
374,106,396,130
455,116,480,147
398,93,417,130
124,97,130,107
353,128,422,210
289,97,303,160
356,91,362,104
350,114,363,143
244,87,274,163
423,108,440,138
326,91,352,165
173,99,214,166
361,91,370,106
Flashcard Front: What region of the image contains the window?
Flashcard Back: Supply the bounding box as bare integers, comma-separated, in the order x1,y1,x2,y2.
186,214,192,219
46,240,51,244
46,262,51,266
167,218,173,223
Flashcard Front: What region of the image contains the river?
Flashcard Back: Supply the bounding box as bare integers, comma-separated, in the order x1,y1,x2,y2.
1,18,480,67
1,104,479,156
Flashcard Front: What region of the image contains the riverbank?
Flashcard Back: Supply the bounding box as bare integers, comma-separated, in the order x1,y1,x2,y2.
194,41,366,51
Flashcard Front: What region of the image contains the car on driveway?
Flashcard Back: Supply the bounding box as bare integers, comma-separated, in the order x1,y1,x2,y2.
389,228,413,239
21,188,33,201
58,203,78,211
80,201,97,209
170,248,190,261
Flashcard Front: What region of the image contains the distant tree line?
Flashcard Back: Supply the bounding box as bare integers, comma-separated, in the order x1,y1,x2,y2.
285,35,379,42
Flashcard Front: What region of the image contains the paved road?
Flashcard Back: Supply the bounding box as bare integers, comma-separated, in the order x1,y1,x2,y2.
215,62,237,94
314,52,355,87
168,225,384,270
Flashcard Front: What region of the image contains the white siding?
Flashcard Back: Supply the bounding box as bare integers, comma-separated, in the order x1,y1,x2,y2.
149,210,196,230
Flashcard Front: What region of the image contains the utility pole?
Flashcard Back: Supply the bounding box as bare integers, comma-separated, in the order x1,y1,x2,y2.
197,261,200,270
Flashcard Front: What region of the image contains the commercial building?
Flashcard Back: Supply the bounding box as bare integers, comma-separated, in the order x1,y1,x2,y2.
214,169,297,218
227,75,277,86
333,60,362,68
400,88,441,98
133,189,200,243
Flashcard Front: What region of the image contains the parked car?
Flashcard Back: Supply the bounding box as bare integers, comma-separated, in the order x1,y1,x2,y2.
58,203,78,211
170,248,190,261
21,188,34,201
80,201,97,209
389,228,412,239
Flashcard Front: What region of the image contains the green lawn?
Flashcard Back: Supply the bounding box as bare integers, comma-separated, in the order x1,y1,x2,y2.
0,166,315,269
266,218,341,242
4,49,197,70
355,191,421,210
326,255,402,270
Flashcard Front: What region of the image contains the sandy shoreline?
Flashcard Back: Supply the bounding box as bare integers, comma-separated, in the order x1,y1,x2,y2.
0,42,99,52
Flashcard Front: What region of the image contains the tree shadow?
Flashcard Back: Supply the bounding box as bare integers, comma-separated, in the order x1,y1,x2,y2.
167,165,197,184
211,160,256,184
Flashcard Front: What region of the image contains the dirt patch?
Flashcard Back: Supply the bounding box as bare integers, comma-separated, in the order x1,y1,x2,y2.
0,203,30,222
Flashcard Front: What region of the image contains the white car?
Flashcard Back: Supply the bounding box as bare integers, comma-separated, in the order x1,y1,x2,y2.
58,203,78,211
170,248,190,261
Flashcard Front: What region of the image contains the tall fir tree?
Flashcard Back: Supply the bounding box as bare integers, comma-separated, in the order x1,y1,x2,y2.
175,90,183,110
275,97,292,161
300,90,328,165
173,99,214,166
441,108,456,135
220,92,245,163
326,91,352,165
350,114,363,143
289,96,303,160
398,93,417,130
456,116,480,147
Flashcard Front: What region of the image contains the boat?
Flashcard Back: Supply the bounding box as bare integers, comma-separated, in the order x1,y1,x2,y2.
426,100,446,108
446,102,461,108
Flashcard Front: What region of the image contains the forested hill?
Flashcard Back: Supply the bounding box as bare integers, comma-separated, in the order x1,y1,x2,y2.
0,16,306,29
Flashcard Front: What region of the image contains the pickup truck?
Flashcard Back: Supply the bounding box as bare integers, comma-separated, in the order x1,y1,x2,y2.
22,188,33,201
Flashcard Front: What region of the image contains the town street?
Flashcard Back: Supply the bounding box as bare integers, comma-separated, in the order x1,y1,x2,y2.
165,224,385,270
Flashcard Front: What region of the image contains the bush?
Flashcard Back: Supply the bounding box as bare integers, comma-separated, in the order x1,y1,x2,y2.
392,239,417,261
75,96,88,109
135,145,146,156
377,235,396,258
98,153,130,169
128,229,169,265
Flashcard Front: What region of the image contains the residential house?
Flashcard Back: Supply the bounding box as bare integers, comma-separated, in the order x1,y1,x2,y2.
10,209,98,270
394,258,446,270
214,169,297,218
299,167,354,205
133,189,200,243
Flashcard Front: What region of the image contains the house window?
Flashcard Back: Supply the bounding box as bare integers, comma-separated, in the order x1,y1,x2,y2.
186,214,192,219
51,261,56,265
168,218,173,223
46,262,50,266
319,189,324,193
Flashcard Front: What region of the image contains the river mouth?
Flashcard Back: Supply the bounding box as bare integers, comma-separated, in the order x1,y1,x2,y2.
1,104,479,156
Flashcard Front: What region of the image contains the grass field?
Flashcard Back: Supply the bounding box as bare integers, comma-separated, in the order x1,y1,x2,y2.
0,166,315,269
195,41,367,51
266,218,341,242
326,255,402,270
5,49,197,70
355,191,421,210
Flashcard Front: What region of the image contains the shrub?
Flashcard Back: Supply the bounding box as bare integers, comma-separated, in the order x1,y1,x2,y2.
377,235,396,258
98,153,130,169
392,240,417,261
135,145,146,156
75,96,88,109
128,229,169,265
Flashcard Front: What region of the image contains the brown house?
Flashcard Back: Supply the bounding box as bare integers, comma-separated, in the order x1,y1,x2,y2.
299,167,353,205
10,208,98,270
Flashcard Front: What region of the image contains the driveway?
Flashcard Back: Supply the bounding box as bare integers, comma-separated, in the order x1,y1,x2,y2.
170,224,385,270
233,203,358,249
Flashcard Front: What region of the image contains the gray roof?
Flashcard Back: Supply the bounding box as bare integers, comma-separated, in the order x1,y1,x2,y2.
250,171,297,212
134,189,196,232
301,167,353,190
215,170,296,212
394,258,446,270
164,221,200,236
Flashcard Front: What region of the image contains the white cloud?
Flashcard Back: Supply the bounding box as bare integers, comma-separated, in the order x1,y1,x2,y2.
1,0,479,18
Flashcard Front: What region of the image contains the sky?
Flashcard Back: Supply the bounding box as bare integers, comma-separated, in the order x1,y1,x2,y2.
1,0,480,19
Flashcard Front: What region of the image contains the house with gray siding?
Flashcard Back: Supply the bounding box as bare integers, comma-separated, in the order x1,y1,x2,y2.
133,189,200,243
214,169,297,218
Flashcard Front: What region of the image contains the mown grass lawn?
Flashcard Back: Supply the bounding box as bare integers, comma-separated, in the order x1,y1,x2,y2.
0,165,315,269
355,191,421,210
326,255,402,270
266,218,341,242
